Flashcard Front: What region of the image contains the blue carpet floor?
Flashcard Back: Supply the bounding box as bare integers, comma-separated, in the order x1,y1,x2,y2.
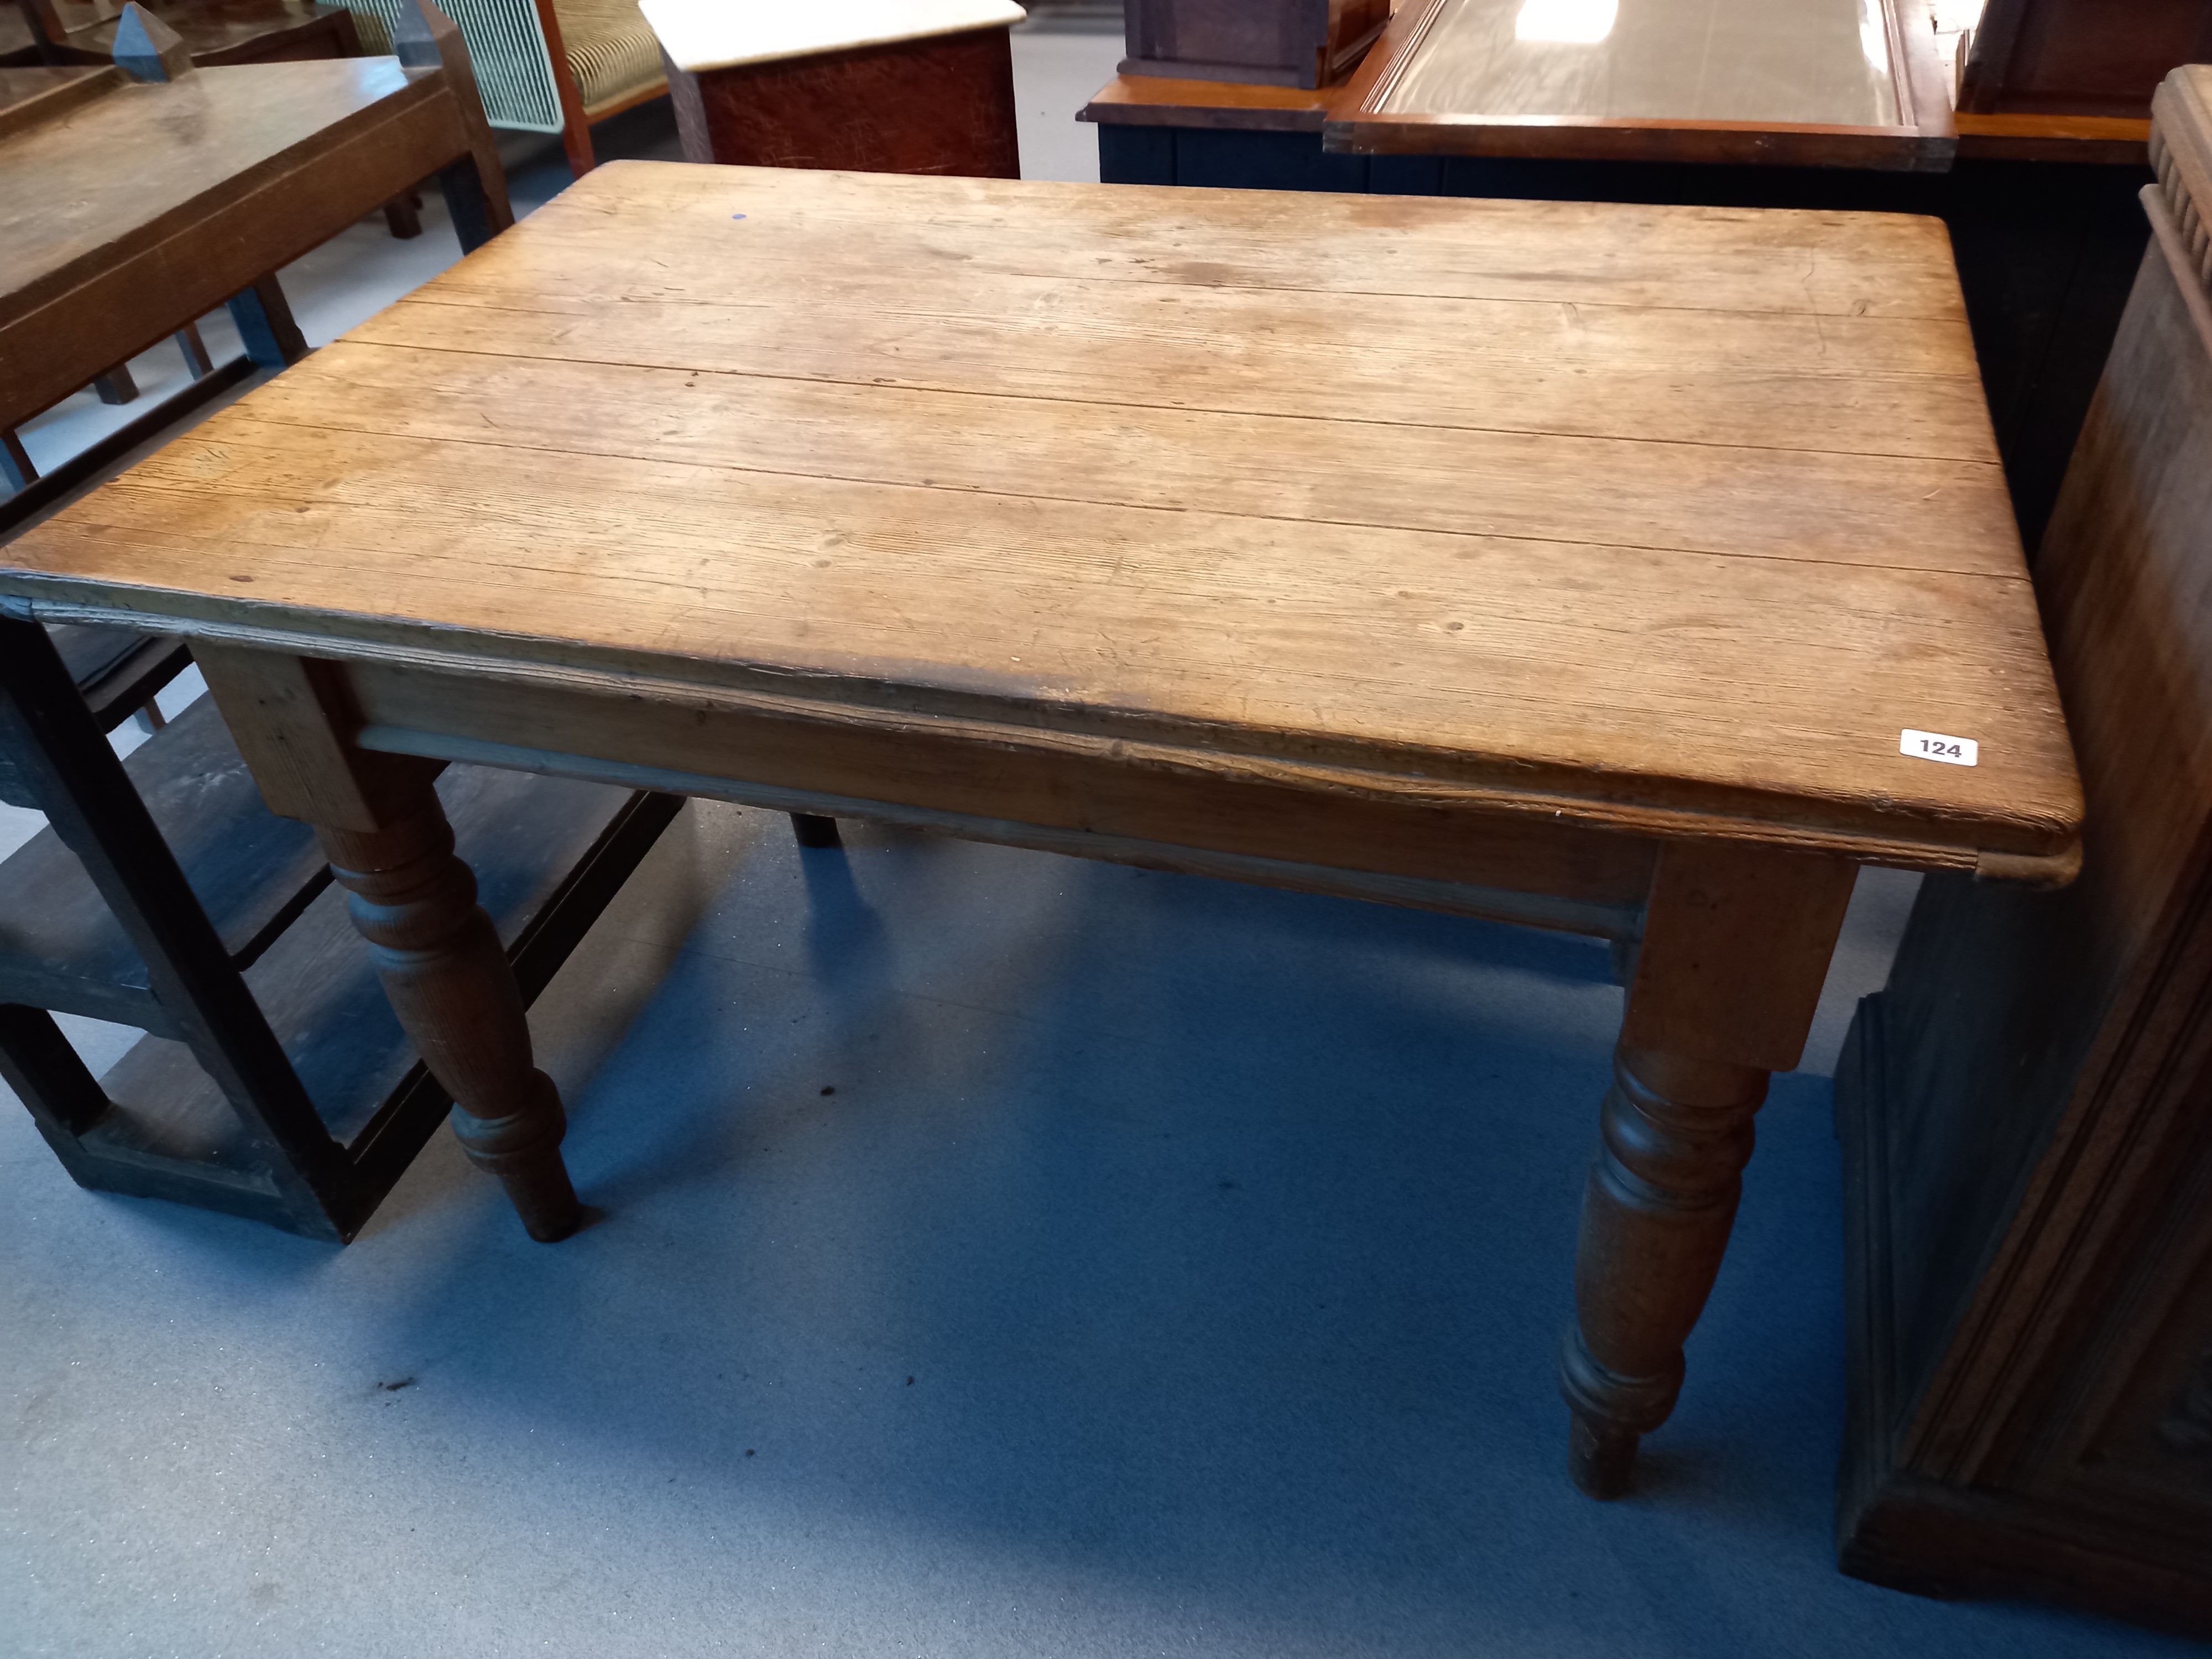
2,804,2195,1657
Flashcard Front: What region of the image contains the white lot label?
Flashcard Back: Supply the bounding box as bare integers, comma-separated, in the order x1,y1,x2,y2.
1900,728,1978,767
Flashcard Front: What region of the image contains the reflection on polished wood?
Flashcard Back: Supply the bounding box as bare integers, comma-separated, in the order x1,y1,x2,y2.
1334,0,1954,166
1380,0,1896,126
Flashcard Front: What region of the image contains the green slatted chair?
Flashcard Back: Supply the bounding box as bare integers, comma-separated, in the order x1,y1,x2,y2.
326,0,662,176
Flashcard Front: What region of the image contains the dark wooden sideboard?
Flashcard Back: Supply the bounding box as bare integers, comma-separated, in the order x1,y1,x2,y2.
1961,0,2212,119
1832,64,2212,1639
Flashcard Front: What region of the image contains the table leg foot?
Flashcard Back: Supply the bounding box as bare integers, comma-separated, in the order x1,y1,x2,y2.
319,796,582,1242
1559,1044,1768,1495
1565,1405,1640,1500
452,1070,581,1241
790,812,843,849
488,1144,581,1241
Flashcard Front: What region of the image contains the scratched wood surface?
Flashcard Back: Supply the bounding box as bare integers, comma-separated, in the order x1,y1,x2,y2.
0,160,2081,861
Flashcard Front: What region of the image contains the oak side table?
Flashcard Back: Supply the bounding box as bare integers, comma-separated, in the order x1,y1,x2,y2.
0,160,2083,1498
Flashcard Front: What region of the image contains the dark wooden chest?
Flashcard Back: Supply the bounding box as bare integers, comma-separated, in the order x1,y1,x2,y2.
1120,0,1391,88
1834,64,2212,1639
1962,0,2212,118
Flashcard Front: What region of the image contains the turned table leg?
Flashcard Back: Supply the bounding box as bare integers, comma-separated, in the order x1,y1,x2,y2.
195,645,581,1240
1563,838,1858,1498
318,801,580,1240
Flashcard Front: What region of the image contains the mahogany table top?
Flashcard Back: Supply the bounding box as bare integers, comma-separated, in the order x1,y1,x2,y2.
0,160,2081,868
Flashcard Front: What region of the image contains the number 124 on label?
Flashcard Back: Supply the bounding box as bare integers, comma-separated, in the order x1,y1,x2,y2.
1900,728,1979,767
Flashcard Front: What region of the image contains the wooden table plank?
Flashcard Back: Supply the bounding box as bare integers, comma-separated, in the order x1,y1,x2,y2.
234,341,2025,577
458,162,1975,319
366,274,1989,461
331,170,1990,466
2,159,2078,862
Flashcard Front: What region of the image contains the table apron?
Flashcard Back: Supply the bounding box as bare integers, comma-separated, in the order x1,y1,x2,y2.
362,716,1649,940
336,658,1657,940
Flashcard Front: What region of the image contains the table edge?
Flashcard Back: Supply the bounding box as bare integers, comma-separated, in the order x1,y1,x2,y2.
0,587,2084,879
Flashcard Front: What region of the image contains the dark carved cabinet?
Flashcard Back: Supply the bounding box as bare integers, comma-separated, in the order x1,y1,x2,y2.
1120,0,1390,88
1833,65,2212,1637
1961,0,2212,118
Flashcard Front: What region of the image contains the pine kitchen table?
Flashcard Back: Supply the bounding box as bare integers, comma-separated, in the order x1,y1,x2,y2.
0,160,2083,1499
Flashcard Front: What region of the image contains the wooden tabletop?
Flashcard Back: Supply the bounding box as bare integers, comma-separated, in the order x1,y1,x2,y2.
0,161,2080,865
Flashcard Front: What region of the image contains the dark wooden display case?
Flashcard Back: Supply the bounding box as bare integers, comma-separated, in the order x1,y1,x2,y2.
1330,0,1956,168
1121,0,1390,89
1832,64,2212,1639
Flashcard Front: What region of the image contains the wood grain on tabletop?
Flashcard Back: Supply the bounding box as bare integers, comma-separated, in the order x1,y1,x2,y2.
0,160,2080,860
413,161,1980,318
0,56,432,322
